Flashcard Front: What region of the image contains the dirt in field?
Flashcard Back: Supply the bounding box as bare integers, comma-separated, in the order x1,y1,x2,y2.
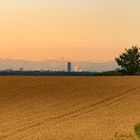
0,76,140,140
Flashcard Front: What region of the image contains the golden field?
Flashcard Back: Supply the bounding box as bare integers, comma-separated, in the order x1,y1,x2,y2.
0,76,140,140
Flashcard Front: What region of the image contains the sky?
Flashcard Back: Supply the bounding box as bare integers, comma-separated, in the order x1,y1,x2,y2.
0,0,140,62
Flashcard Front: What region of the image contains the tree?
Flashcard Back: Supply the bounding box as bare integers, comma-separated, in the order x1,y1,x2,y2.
115,46,140,75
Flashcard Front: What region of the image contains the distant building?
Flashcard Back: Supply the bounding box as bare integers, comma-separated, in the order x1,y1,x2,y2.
19,67,24,71
67,62,72,72
5,69,14,72
74,66,78,72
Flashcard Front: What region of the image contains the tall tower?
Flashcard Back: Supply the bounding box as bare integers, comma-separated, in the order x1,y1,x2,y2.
67,62,72,72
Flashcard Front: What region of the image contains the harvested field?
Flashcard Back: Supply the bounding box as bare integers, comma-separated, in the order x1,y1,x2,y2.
0,76,140,140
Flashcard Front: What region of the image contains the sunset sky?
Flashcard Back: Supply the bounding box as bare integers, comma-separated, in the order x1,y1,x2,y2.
0,0,140,62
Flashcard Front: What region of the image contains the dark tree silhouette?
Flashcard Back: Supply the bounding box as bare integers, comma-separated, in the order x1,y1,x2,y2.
115,46,140,75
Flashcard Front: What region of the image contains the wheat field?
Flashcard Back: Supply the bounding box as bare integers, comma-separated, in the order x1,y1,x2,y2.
0,76,140,140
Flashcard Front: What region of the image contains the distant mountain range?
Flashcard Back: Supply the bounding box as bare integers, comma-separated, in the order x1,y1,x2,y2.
0,59,118,72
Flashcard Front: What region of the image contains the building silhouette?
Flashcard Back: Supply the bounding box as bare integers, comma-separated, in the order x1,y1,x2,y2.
67,62,72,72
19,67,24,71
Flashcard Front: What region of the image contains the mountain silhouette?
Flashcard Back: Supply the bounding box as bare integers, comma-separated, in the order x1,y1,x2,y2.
0,58,117,72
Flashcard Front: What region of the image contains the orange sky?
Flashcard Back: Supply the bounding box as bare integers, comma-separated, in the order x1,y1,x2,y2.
0,0,140,61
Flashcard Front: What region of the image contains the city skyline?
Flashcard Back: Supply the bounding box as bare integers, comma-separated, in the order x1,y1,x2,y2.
0,0,140,61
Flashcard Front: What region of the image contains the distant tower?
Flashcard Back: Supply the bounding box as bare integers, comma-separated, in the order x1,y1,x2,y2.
74,66,78,72
67,62,72,72
19,67,24,71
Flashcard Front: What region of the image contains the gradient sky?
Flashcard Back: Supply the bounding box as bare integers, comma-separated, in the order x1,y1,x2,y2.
0,0,140,61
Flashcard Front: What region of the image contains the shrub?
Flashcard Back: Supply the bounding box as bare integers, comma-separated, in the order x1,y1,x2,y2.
135,124,140,139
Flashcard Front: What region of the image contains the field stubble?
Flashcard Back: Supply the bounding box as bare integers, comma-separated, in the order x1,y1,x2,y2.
0,76,140,140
